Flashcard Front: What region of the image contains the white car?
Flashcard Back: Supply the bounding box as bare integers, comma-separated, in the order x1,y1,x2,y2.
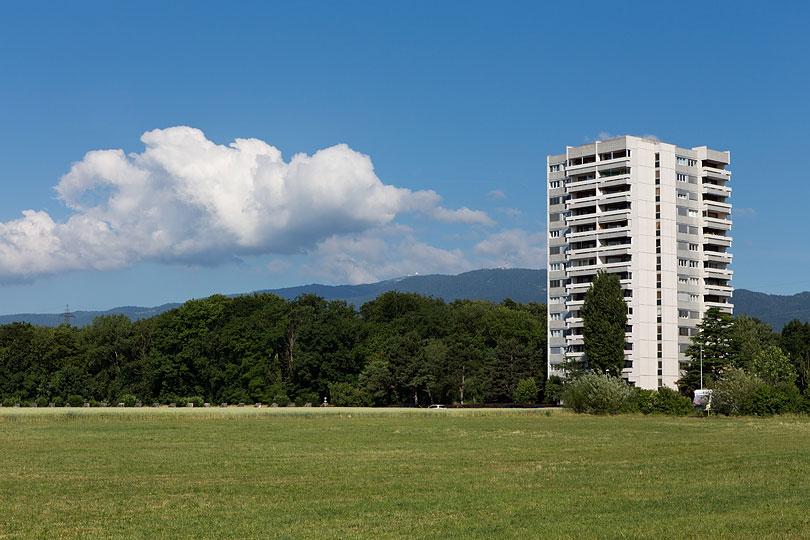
428,404,445,409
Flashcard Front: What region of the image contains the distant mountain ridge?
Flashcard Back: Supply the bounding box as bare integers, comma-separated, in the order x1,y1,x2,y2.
0,268,547,327
1,268,808,331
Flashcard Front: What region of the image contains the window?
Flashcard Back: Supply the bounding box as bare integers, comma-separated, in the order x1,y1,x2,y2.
690,294,700,302
688,208,698,218
549,279,561,288
550,312,561,321
549,163,562,172
550,263,563,272
550,230,561,238
550,347,564,355
549,197,561,206
676,156,697,167
689,260,699,268
689,243,698,252
549,246,561,255
550,180,561,189
679,259,688,267
550,296,564,305
679,310,690,319
550,213,561,222
551,329,563,338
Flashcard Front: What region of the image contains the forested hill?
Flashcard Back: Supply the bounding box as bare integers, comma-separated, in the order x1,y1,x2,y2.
0,268,548,327
2,267,809,330
732,289,810,331
258,268,547,306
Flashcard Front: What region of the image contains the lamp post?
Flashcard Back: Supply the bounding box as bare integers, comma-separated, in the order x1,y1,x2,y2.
700,343,703,390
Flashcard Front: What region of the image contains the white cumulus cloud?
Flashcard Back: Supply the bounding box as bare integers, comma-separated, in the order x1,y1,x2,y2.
473,228,546,268
0,126,494,281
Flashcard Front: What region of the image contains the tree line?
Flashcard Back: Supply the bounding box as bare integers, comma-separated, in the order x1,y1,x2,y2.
0,292,547,407
557,271,810,415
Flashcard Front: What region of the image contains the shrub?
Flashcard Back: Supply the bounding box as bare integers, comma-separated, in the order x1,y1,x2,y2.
799,393,810,414
622,387,654,413
35,396,50,408
182,396,204,408
751,346,797,385
649,387,693,416
543,375,565,404
296,391,319,407
162,393,180,406
328,382,366,407
67,394,85,407
711,368,763,415
563,373,630,414
749,383,799,416
272,392,291,407
513,378,539,404
119,394,137,407
53,396,65,407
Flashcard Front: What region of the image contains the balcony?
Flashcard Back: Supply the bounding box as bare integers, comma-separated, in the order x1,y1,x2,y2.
702,184,731,197
704,251,733,264
704,233,732,248
703,216,732,230
566,229,598,242
567,195,600,209
704,267,733,280
566,177,600,192
566,335,584,346
705,300,734,312
566,299,585,310
600,260,633,271
567,247,600,259
600,192,632,206
566,213,598,226
599,207,632,220
704,284,733,297
704,200,732,213
703,167,731,181
566,162,598,175
599,245,632,257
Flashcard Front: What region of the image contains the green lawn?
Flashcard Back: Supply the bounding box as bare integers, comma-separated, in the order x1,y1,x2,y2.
1,408,809,539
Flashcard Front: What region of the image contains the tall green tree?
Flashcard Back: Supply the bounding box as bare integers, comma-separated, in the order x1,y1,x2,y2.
679,307,736,393
781,319,810,392
581,271,627,376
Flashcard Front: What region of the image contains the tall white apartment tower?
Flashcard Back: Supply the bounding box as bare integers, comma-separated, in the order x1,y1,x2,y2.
546,136,733,389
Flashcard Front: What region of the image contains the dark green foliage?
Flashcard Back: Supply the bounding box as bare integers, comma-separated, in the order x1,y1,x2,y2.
782,319,810,392
621,387,654,413
751,346,796,385
67,394,85,407
679,308,737,394
0,292,547,407
620,387,691,416
748,383,800,416
513,378,538,403
710,368,764,416
648,387,693,416
563,373,630,414
183,396,204,408
581,271,627,376
120,394,137,407
543,375,564,404
328,382,366,406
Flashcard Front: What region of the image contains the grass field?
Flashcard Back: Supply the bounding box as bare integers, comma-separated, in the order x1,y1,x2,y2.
1,408,809,539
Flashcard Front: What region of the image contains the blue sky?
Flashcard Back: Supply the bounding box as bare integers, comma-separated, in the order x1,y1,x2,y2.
1,0,808,315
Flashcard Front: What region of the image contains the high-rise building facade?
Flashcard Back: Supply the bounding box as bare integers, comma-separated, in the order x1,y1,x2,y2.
547,136,733,389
